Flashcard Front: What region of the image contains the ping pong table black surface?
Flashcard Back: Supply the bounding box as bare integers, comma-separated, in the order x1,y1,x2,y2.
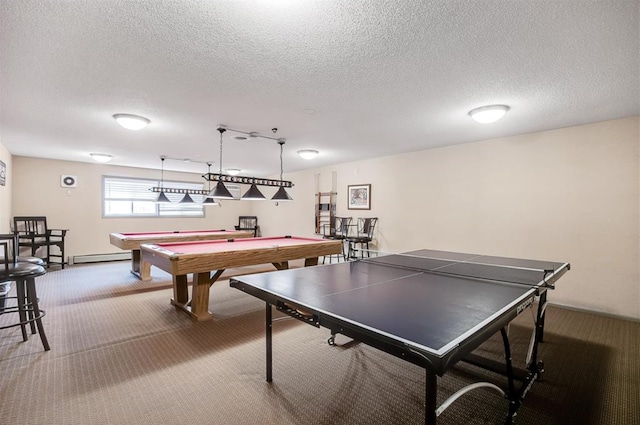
230,249,570,424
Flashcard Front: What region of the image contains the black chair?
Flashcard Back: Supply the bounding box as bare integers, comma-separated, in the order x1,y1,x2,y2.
0,233,50,351
322,216,352,263
346,217,378,259
13,216,68,268
234,216,259,237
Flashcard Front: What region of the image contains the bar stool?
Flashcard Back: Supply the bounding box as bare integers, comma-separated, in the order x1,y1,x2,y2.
346,217,378,259
0,248,44,311
0,234,50,351
322,216,352,263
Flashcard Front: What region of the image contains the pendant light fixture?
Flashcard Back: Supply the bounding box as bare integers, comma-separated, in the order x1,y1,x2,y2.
202,163,218,205
241,181,267,200
208,127,235,199
272,140,293,201
155,157,172,203
179,193,195,203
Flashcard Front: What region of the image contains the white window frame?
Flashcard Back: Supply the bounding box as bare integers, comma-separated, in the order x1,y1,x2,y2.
102,175,206,218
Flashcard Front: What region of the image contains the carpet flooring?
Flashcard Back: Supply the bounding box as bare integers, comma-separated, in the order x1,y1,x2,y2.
0,261,637,425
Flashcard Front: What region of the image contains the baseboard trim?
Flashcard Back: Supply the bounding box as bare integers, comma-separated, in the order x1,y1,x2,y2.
70,252,131,265
549,301,639,322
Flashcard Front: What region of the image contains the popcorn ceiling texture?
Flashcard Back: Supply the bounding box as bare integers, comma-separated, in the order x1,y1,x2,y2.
0,1,638,175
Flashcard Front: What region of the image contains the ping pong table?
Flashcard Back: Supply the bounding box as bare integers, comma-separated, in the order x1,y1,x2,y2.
230,249,570,424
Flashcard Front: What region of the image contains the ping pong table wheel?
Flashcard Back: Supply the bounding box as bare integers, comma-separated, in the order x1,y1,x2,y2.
327,335,336,346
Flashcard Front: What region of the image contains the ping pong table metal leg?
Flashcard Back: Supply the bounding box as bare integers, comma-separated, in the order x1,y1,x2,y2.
266,301,273,383
425,368,438,425
536,290,548,343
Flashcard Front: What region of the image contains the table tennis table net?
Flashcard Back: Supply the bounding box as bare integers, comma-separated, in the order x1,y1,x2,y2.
360,252,563,287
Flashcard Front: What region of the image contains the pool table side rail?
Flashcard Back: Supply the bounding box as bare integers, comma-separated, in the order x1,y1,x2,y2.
141,238,343,276
109,229,253,250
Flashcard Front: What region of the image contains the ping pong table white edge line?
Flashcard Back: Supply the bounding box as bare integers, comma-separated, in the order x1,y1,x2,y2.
365,250,562,274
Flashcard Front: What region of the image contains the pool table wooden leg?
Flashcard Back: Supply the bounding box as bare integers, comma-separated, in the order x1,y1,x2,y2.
272,262,289,270
130,249,152,281
172,274,189,306
304,257,319,267
189,272,213,321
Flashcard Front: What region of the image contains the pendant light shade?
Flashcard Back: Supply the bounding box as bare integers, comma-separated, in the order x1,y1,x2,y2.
241,183,266,200
208,180,234,199
155,191,171,203
179,193,195,204
272,186,293,201
202,197,218,206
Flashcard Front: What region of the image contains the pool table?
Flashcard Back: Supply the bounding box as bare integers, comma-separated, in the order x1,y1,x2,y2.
109,229,254,280
140,236,343,321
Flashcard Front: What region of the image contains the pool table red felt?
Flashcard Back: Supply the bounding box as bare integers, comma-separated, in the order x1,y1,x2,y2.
109,229,253,280
141,236,342,321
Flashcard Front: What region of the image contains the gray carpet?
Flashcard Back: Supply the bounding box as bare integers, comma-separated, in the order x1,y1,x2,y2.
0,261,637,425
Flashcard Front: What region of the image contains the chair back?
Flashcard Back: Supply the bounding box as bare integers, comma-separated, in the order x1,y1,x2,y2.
235,216,259,237
13,216,48,237
334,217,352,237
357,217,378,239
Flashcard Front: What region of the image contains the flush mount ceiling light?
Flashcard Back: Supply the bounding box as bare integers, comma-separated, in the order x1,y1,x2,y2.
113,113,150,131
226,168,242,176
89,153,112,163
468,105,509,124
297,149,319,160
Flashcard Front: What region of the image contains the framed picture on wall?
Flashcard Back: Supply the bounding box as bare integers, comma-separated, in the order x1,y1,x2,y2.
0,160,5,186
347,184,371,210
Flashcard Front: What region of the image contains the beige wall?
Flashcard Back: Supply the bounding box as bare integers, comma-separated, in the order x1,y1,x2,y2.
11,158,253,257
10,117,640,319
254,117,640,319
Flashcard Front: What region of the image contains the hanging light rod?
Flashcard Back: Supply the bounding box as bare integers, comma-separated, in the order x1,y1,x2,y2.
161,156,215,165
150,187,209,195
150,124,294,203
202,173,294,188
206,125,294,189
218,124,287,143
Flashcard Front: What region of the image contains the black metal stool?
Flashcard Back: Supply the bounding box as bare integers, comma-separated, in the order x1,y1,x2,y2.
0,250,43,311
0,234,49,351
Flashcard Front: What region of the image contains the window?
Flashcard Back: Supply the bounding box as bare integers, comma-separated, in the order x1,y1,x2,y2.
103,176,205,218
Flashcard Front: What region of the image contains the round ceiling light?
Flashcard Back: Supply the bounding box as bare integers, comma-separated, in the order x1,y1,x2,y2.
226,168,242,176
113,113,150,130
468,105,510,124
89,153,112,163
297,149,319,160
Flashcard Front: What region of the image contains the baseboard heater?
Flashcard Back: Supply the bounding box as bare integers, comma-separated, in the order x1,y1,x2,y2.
70,252,131,265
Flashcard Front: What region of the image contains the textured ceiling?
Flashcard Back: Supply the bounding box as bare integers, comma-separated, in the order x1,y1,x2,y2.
1,1,638,176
